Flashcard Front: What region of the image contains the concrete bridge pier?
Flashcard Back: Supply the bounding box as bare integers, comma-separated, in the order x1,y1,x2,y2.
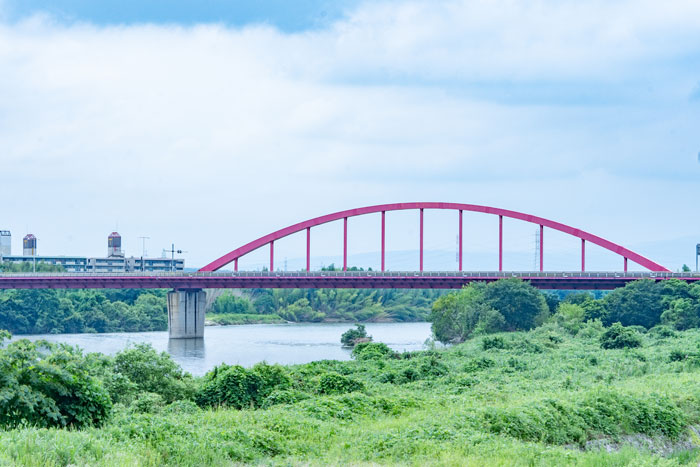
168,289,206,339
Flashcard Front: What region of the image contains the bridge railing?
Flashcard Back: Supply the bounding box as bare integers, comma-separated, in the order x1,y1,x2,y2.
1,271,698,278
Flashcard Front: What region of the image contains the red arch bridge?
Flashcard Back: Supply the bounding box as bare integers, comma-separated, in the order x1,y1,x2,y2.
1,203,698,338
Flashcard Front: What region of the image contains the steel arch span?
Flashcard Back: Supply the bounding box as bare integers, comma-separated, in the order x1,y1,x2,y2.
199,202,669,273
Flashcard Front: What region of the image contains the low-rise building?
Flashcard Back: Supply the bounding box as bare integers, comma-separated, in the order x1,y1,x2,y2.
0,230,185,272
0,255,184,273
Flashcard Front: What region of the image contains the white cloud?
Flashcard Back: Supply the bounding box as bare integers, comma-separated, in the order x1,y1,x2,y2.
0,1,698,269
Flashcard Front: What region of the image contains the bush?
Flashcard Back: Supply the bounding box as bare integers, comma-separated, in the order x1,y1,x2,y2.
129,392,165,413
669,349,691,362
600,323,642,349
352,342,396,360
317,372,365,395
262,389,310,408
549,303,585,335
195,362,291,409
341,324,372,347
463,357,495,373
650,325,677,338
0,339,112,429
112,343,195,403
482,335,509,350
196,365,259,409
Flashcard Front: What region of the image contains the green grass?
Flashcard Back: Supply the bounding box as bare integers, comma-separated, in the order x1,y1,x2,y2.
206,313,285,325
4,324,700,465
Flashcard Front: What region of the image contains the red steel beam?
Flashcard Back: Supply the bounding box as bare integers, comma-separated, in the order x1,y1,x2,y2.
458,210,463,272
499,215,503,272
306,227,311,272
419,208,424,272
381,211,386,272
540,224,544,272
343,217,348,271
270,241,274,272
200,202,669,272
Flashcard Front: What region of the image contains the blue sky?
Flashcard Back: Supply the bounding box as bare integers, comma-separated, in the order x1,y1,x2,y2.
0,0,699,271
0,0,360,31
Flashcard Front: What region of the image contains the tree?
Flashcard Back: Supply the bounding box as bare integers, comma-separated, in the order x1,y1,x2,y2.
340,324,372,346
550,302,586,334
602,280,666,329
211,293,255,315
661,298,700,330
483,278,549,331
600,322,642,349
430,283,504,344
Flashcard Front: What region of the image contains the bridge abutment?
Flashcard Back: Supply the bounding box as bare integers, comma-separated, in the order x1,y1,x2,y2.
167,289,206,339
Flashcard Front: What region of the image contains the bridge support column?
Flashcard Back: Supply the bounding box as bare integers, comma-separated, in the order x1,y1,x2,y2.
168,289,206,339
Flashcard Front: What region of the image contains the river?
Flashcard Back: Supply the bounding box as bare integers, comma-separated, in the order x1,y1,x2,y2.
9,322,433,376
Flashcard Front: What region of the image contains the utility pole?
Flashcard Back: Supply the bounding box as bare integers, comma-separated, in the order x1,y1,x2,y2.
164,243,187,272
138,236,149,272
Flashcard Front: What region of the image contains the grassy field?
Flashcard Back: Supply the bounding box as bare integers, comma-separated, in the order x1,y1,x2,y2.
3,323,700,465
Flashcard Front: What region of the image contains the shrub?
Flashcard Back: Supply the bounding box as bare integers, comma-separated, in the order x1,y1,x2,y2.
650,325,677,338
669,349,693,362
196,364,259,409
463,357,495,373
600,323,642,349
317,372,365,395
418,355,449,378
0,339,112,429
112,343,195,403
352,342,396,360
341,324,372,347
482,335,508,350
130,392,165,413
549,303,586,334
195,362,291,409
262,389,310,408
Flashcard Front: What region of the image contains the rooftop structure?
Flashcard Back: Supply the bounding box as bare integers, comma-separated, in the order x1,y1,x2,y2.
0,231,184,272
23,234,37,257
0,231,10,257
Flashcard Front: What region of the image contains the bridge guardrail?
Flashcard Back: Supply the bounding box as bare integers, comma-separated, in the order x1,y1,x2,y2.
1,271,698,279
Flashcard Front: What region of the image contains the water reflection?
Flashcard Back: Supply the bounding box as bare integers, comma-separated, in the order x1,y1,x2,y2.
10,322,432,376
168,338,205,359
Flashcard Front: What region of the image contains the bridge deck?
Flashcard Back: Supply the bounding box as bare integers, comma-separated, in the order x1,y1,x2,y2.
1,271,698,290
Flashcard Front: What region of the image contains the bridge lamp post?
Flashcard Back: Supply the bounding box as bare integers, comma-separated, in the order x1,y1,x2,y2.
696,243,699,273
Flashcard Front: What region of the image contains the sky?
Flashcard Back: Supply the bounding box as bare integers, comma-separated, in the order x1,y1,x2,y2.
0,0,699,272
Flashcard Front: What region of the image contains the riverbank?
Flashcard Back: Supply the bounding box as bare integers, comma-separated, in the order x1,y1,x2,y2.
205,313,286,325
2,324,700,465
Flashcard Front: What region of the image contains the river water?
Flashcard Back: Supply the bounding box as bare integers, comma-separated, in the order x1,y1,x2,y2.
10,322,433,376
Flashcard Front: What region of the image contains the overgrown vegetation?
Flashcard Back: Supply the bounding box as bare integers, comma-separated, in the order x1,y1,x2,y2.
4,320,700,464
0,286,443,334
431,278,700,344
3,277,700,464
0,289,168,334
